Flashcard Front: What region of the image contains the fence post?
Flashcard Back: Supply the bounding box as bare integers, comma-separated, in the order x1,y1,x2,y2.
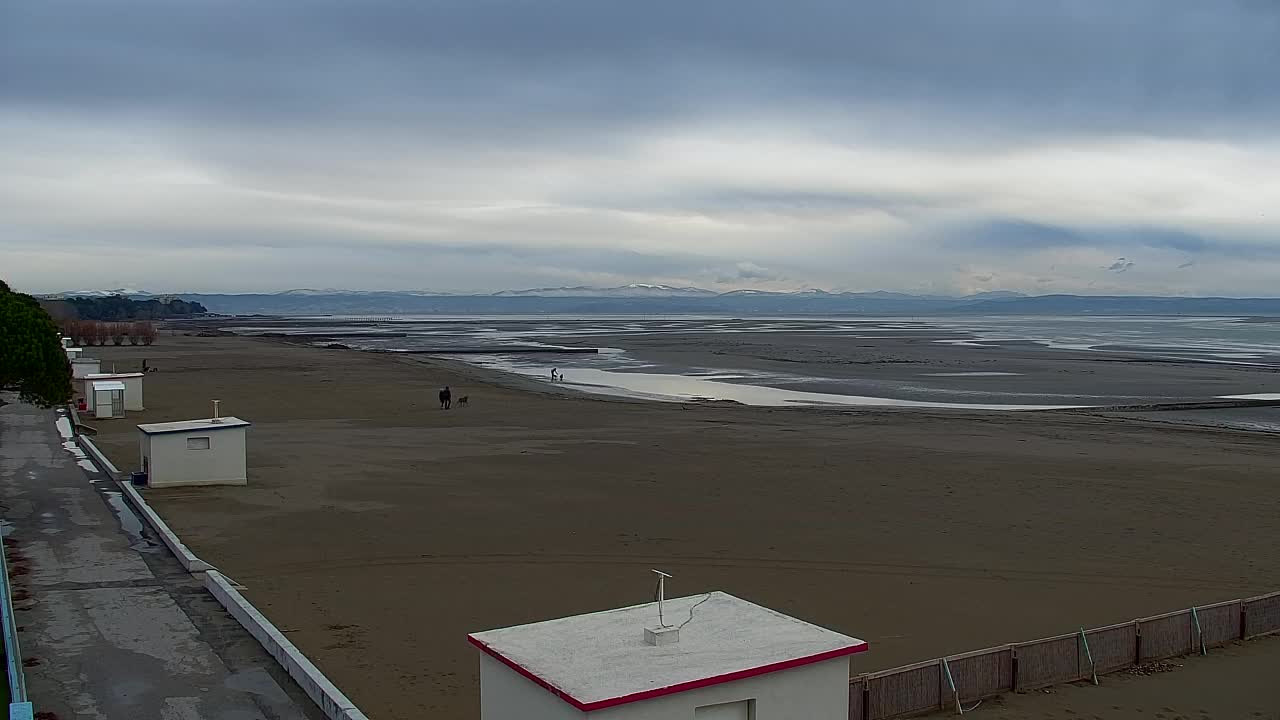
1010,647,1019,692
941,657,963,715
1240,604,1248,640
1078,627,1098,685
1133,620,1142,665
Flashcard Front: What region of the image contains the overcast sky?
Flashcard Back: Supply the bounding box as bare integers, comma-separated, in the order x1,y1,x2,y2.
4,1,1279,295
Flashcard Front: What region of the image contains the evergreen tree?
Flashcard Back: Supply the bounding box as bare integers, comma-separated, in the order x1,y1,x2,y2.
0,280,74,407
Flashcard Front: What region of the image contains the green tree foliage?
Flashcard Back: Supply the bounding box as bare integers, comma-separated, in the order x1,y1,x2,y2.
0,280,74,407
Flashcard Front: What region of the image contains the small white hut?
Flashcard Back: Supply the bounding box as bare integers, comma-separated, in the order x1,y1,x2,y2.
71,357,102,379
89,380,126,419
469,591,867,720
65,347,83,360
84,373,144,411
137,416,250,488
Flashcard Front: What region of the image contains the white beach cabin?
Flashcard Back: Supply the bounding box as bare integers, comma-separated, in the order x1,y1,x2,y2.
71,357,102,379
84,373,144,411
137,416,250,488
65,347,83,360
469,591,867,720
89,380,126,419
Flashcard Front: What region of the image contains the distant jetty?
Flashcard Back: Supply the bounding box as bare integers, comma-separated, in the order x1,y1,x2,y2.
369,346,599,355
260,331,409,338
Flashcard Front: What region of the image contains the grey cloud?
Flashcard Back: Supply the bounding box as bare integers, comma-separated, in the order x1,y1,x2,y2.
727,262,782,282
948,221,1279,261
5,1,1280,141
952,221,1084,251
1106,258,1136,273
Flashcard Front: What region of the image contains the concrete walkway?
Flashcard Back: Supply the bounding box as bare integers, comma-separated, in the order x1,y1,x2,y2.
0,398,325,720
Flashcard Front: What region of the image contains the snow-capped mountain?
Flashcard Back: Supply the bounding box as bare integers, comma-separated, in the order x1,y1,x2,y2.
717,289,789,297
38,288,153,299
492,284,718,298
277,288,457,297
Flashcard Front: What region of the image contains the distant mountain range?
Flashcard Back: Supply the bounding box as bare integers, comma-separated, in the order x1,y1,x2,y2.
34,287,1280,316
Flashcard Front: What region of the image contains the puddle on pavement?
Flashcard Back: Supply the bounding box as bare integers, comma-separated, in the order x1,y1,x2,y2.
54,411,157,551
103,490,156,551
60,439,102,477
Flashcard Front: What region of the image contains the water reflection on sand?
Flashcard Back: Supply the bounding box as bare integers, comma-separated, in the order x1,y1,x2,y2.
453,358,1086,410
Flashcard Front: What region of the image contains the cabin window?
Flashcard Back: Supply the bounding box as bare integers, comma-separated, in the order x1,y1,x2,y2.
186,436,211,450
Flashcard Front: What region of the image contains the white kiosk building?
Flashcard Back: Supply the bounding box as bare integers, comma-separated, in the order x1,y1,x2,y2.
84,372,144,411
137,414,250,488
89,380,126,419
469,591,867,720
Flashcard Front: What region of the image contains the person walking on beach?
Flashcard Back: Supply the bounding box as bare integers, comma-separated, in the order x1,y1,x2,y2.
439,386,452,409
551,368,559,381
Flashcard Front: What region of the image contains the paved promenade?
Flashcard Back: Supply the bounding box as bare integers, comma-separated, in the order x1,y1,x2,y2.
0,398,324,720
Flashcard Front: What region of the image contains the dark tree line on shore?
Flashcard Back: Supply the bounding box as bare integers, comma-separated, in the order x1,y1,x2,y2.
42,295,207,322
61,319,158,346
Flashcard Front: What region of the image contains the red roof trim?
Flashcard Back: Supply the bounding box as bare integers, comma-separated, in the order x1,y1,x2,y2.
468,634,868,712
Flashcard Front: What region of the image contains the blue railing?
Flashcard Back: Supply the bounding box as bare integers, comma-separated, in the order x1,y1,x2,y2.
0,532,32,719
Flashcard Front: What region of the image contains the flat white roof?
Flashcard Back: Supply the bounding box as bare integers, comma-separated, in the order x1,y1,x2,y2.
137,417,251,435
468,591,867,712
71,357,100,363
85,372,144,379
90,380,127,391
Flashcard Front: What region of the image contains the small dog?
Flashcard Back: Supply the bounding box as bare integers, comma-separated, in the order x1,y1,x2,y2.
457,396,469,407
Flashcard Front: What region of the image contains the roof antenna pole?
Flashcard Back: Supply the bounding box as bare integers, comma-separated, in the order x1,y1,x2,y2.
652,569,672,628
212,399,222,423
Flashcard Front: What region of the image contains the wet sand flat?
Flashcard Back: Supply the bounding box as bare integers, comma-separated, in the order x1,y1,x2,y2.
226,316,1280,407
87,334,1280,720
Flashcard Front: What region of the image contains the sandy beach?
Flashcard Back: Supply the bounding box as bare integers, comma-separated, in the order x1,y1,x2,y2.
86,333,1280,720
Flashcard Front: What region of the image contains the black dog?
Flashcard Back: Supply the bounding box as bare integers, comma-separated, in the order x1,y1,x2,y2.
457,396,469,407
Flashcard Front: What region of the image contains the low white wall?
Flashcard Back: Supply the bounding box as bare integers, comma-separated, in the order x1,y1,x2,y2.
204,571,370,720
76,435,121,479
116,481,214,573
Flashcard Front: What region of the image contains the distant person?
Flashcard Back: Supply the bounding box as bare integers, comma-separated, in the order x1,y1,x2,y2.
551,368,559,381
439,386,452,410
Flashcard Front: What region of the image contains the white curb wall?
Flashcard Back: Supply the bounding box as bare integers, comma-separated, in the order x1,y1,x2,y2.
205,571,370,720
115,481,215,573
76,435,121,479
